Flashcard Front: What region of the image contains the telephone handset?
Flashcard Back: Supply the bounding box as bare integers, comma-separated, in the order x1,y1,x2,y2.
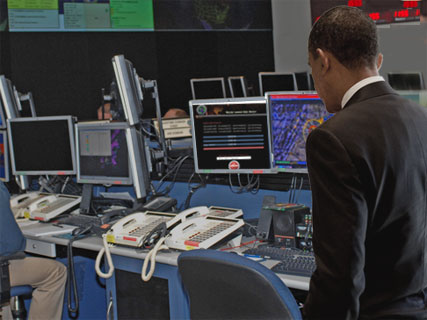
10,192,49,219
95,206,210,279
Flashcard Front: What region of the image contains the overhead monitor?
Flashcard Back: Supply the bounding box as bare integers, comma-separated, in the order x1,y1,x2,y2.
76,122,132,186
267,92,332,173
112,55,144,126
7,116,76,176
228,76,248,98
0,75,19,120
14,90,37,118
388,72,425,90
258,72,297,95
189,97,274,174
0,98,6,129
190,78,226,100
0,130,10,182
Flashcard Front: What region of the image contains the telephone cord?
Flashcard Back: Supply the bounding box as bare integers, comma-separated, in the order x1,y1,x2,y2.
141,236,168,282
95,235,115,279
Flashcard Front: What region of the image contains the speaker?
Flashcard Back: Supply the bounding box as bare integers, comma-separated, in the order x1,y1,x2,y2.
255,195,276,241
272,207,310,247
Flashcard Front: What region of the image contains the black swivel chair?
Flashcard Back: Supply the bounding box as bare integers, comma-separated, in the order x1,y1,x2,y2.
178,249,302,320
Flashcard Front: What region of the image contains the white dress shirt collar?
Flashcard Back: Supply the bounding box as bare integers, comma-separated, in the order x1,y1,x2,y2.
341,75,385,109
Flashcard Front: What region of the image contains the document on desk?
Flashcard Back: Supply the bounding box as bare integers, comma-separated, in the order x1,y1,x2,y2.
22,223,77,237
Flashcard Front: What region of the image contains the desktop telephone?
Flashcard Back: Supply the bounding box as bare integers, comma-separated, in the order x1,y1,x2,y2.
165,215,244,251
25,194,82,222
10,192,50,219
95,205,245,282
104,206,209,248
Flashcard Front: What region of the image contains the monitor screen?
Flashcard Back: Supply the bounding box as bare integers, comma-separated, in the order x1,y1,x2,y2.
259,72,297,95
294,72,311,91
388,73,425,90
0,75,19,120
7,116,76,175
0,130,10,182
0,98,6,130
190,97,274,174
190,78,226,100
228,76,247,98
268,92,332,173
112,55,144,126
76,122,132,185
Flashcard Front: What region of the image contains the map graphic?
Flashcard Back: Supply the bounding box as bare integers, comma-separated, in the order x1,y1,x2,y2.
271,99,332,164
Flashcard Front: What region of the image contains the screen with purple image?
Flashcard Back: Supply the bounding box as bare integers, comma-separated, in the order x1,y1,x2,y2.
77,122,132,185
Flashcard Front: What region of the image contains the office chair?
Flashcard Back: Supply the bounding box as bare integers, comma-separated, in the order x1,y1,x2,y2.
178,249,302,320
1,252,32,320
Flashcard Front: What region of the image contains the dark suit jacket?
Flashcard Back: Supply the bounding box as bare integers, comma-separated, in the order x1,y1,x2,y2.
303,81,427,319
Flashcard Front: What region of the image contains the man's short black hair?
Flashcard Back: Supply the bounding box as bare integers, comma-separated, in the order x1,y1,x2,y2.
308,6,379,69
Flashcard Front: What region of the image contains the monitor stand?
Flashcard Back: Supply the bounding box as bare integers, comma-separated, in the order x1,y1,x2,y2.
79,184,93,214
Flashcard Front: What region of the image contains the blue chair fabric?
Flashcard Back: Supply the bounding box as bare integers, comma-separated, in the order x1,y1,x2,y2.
178,249,302,320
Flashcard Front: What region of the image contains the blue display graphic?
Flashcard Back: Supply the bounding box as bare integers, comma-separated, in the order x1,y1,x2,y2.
269,94,332,171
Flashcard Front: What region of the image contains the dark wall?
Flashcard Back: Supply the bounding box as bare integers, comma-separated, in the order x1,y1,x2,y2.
5,31,274,120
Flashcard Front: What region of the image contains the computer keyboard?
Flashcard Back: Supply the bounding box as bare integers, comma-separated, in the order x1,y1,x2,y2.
243,246,316,277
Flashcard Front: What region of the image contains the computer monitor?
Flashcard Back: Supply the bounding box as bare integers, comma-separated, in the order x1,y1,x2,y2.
0,98,7,129
76,122,132,185
14,89,37,118
0,75,19,120
189,97,274,174
228,76,248,98
397,90,427,107
190,78,226,100
0,130,10,182
388,72,425,90
294,72,311,91
267,92,332,173
258,72,297,95
7,116,76,176
112,55,144,126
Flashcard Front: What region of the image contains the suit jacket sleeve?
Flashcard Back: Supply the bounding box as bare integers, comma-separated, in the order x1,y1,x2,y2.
303,127,368,320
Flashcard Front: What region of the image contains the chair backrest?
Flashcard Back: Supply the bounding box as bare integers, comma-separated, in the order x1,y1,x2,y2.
178,249,302,320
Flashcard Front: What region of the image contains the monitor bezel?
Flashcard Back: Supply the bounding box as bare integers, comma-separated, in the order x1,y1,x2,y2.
76,121,133,186
0,75,19,120
387,72,425,90
258,72,298,95
266,90,326,174
189,96,275,174
112,55,143,126
190,77,227,100
0,130,10,182
228,76,248,98
7,115,77,176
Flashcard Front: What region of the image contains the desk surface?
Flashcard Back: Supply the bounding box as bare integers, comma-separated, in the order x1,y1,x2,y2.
19,220,310,291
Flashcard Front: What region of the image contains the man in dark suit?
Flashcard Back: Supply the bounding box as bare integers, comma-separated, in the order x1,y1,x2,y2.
303,6,427,319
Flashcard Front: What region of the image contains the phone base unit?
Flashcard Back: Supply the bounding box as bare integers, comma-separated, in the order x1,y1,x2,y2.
165,216,245,251
26,194,82,222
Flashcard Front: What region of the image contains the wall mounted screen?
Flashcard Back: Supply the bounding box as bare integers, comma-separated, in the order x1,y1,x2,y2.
5,0,271,32
7,116,76,175
190,97,274,174
268,92,332,173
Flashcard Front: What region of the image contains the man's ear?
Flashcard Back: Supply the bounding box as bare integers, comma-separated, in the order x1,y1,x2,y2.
316,48,330,75
376,53,383,71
